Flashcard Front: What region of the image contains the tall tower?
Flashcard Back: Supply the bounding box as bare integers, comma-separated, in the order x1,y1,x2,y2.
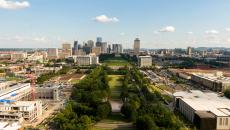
187,47,192,56
73,41,78,55
134,38,140,55
97,37,102,43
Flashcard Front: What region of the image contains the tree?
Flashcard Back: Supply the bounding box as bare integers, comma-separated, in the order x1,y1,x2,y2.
136,115,158,130
78,115,92,129
121,103,137,122
96,103,111,120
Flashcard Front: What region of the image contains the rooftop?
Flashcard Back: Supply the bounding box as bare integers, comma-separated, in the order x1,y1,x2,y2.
193,73,230,83
0,83,30,99
174,90,230,116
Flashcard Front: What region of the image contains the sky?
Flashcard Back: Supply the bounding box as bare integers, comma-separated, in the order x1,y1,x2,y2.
1,0,230,49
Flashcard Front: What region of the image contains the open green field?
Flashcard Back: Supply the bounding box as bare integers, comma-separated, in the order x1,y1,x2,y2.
102,57,130,66
103,60,130,66
108,75,124,100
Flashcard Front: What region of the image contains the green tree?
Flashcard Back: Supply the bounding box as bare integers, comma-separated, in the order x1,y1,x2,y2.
121,103,137,122
136,115,158,130
96,102,111,120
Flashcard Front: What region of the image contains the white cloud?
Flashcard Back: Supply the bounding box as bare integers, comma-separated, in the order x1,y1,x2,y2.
225,28,230,32
205,30,219,34
159,26,175,32
0,0,30,10
0,35,49,43
187,32,193,34
33,37,47,42
94,15,119,23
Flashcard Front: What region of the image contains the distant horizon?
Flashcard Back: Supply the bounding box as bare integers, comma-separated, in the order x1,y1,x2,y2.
0,46,230,50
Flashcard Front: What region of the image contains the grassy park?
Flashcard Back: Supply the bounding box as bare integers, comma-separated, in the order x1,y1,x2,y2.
108,75,124,100
93,75,135,130
103,59,130,66
100,55,131,67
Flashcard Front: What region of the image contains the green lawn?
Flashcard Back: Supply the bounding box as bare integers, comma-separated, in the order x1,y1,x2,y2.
101,56,130,66
103,60,130,66
108,75,124,100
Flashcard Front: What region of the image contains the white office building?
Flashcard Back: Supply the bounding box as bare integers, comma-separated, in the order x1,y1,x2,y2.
70,55,99,66
173,90,230,130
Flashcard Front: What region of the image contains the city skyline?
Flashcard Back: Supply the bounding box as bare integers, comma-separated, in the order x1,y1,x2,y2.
1,0,230,48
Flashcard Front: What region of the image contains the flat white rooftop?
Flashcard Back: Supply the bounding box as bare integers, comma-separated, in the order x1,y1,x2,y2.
0,83,30,99
193,73,230,83
0,122,21,130
174,90,230,117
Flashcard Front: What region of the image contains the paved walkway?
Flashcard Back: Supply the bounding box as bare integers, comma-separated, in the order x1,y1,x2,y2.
110,100,123,113
94,121,134,130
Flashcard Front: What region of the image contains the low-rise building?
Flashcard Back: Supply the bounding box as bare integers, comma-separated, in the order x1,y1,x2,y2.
27,53,44,62
173,90,230,130
70,55,99,66
47,48,59,59
0,83,32,101
0,101,42,123
138,56,152,67
11,52,27,61
35,85,60,101
191,73,230,92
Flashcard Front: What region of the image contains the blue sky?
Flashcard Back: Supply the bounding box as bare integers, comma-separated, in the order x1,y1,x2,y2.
1,0,230,48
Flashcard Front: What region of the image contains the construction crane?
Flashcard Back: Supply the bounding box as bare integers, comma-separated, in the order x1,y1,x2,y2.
26,73,36,101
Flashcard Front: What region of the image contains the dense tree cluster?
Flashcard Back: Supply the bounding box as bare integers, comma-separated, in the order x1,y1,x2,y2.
120,67,184,130
52,66,111,130
99,54,115,62
103,65,129,75
120,54,138,63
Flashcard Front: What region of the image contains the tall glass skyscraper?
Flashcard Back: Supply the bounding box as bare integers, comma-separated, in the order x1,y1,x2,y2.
96,37,102,43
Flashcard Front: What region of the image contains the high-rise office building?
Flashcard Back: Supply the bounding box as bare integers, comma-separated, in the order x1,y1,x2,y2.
73,41,78,50
78,44,82,50
62,43,71,50
73,41,78,55
134,38,140,55
101,42,107,54
187,47,192,56
108,44,112,54
97,37,102,43
83,46,92,54
87,40,94,48
138,56,152,67
92,47,101,55
112,44,123,54
60,43,72,58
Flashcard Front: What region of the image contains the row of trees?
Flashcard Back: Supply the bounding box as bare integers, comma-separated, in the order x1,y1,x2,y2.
51,66,112,130
120,67,184,130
